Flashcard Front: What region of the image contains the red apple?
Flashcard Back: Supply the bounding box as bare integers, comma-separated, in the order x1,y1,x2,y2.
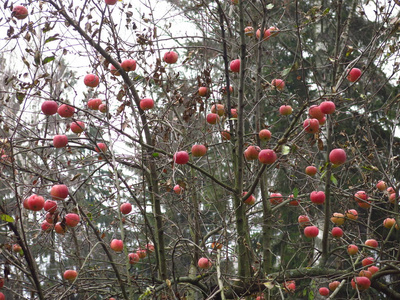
57,104,75,118
279,105,292,115
244,26,254,36
41,101,58,115
318,116,326,125
284,280,295,292
206,113,220,124
163,51,178,64
288,194,299,206
376,180,387,191
63,270,78,282
173,185,183,194
137,249,147,259
230,108,238,118
0,292,4,300
242,192,256,205
55,222,66,234
329,281,340,292
65,213,80,227
305,166,317,176
383,218,396,229
110,239,124,252
53,135,68,148
12,5,28,19
198,257,212,269
140,98,154,110
272,79,285,91
298,215,311,227
387,187,395,194
46,212,56,224
244,146,260,160
331,227,343,238
120,203,132,214
308,105,325,120
99,103,107,113
256,28,271,41
329,148,346,165
258,149,277,164
351,277,370,291
347,244,358,255
310,191,325,204
146,243,155,253
12,244,22,253
359,270,372,279
269,193,283,205
230,59,240,72
23,197,30,209
105,0,118,5
331,212,345,225
354,191,370,209
88,98,103,110
121,59,137,71
50,184,69,200
70,121,85,134
95,143,107,153
268,26,280,37
362,257,374,267
365,239,378,248
41,220,53,232
304,226,319,238
211,104,225,116
128,252,140,264
110,64,121,76
222,86,234,95
27,194,45,211
84,74,99,87
347,68,362,82
221,131,231,140
345,209,358,220
259,129,271,141
319,101,336,114
191,144,207,157
368,266,379,275
303,118,319,133
198,87,208,97
319,287,329,296
389,192,397,204
174,151,189,164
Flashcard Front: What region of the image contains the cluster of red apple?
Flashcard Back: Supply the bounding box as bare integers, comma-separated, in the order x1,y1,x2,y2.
23,184,81,235
109,239,155,265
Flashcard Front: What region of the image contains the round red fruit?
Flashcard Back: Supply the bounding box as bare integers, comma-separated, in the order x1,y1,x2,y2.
12,5,28,19
303,118,319,133
173,151,189,164
65,213,80,227
50,184,69,200
329,148,346,165
319,101,336,114
140,98,154,110
269,193,283,205
244,146,260,160
331,227,343,238
310,191,326,204
57,104,75,118
95,143,107,153
256,28,271,41
70,121,85,134
41,101,58,115
110,239,124,252
259,129,271,141
230,59,240,72
351,276,370,291
120,203,132,214
84,74,99,87
258,149,277,164
279,105,292,115
129,252,140,264
319,287,329,296
198,257,212,269
191,144,207,157
304,226,319,238
272,79,285,91
305,166,317,176
347,68,362,82
206,113,219,124
63,270,78,281
88,98,102,110
163,51,178,64
121,59,137,71
27,194,45,211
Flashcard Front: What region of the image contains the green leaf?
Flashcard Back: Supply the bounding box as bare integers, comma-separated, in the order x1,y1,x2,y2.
43,56,55,65
330,174,338,185
266,3,274,9
1,214,14,223
292,187,299,198
44,35,59,44
322,8,330,15
281,67,291,76
152,152,159,157
320,170,327,179
282,145,290,155
16,92,26,103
